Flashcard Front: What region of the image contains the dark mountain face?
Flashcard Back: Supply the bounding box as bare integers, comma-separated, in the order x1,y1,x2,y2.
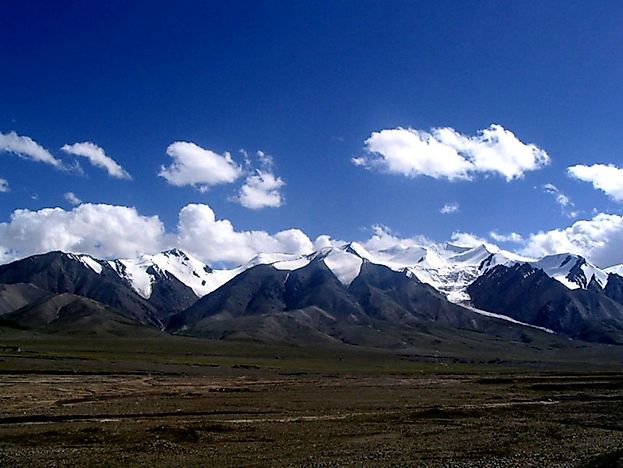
0,252,162,327
2,249,623,347
167,259,549,344
605,273,623,305
566,256,590,289
166,264,289,332
587,276,603,293
349,262,477,326
0,283,51,315
144,266,198,313
2,293,156,336
284,260,366,321
468,264,623,344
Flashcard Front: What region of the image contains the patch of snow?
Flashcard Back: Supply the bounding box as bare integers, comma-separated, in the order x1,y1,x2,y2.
605,264,623,277
75,254,103,274
273,258,311,271
463,305,555,334
323,249,363,286
344,241,373,260
151,250,217,297
109,258,154,299
530,254,607,289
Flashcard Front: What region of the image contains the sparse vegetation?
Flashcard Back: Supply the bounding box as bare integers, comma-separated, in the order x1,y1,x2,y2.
0,334,622,466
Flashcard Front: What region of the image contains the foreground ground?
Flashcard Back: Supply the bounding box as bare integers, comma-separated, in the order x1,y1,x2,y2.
0,334,622,467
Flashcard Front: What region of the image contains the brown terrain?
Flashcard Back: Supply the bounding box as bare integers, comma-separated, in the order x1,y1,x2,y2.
0,335,622,467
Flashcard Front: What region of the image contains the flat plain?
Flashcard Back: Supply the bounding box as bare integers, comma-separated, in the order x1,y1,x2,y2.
0,334,622,467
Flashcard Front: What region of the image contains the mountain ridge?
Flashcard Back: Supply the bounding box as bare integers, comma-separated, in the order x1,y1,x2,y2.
1,245,623,346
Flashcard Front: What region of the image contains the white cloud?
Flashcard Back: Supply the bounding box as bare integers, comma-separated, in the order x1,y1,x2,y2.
256,150,273,167
233,170,285,209
0,204,166,261
175,204,312,264
543,183,571,207
353,124,549,181
61,142,131,180
522,213,623,267
159,141,242,191
0,131,63,167
0,202,317,266
361,225,432,251
0,178,9,193
64,192,82,206
231,149,285,210
489,231,524,244
542,183,578,218
568,164,623,202
313,234,343,250
450,231,494,249
0,202,318,266
440,202,459,214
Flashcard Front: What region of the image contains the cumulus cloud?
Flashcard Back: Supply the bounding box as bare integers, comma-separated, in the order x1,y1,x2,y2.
568,164,623,202
450,231,493,248
0,178,9,193
0,202,318,266
313,234,343,250
159,141,242,191
489,231,524,244
234,170,285,209
0,204,166,261
231,150,286,210
353,124,549,181
522,213,623,267
64,192,82,206
542,183,578,218
256,150,273,167
175,204,312,264
362,225,432,251
0,131,62,167
440,202,459,214
61,142,132,179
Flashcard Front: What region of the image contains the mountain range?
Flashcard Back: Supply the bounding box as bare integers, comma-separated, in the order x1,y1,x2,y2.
1,242,623,346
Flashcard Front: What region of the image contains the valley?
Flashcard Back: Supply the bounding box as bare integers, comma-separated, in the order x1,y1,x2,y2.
0,334,622,466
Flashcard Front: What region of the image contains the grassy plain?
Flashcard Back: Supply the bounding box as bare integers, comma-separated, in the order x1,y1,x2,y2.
0,332,622,467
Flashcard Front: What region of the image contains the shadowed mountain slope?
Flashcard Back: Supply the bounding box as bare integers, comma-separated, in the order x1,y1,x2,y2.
468,264,623,344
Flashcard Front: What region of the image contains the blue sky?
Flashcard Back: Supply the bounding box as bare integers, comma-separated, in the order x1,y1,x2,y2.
1,1,623,266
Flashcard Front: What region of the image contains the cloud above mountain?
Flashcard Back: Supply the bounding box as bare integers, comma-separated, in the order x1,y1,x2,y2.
0,131,63,168
159,141,243,191
231,150,286,210
176,204,311,263
542,183,578,218
521,212,623,267
440,202,459,214
64,192,82,206
0,202,313,265
352,124,550,181
489,231,524,244
61,142,132,179
0,204,165,262
233,170,285,209
568,164,623,202
2,201,623,269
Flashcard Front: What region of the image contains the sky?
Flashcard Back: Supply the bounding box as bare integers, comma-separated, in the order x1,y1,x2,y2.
1,1,623,267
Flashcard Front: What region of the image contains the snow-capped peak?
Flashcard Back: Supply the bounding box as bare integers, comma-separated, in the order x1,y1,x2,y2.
531,253,607,289
449,244,496,265
108,249,232,299
605,264,623,277
322,246,364,286
53,241,616,306
66,253,104,274
342,241,372,260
